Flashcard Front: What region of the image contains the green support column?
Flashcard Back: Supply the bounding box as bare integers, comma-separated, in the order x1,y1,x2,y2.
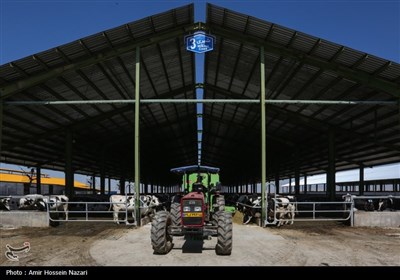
260,46,267,226
134,46,141,226
327,129,336,201
65,130,74,197
36,167,41,194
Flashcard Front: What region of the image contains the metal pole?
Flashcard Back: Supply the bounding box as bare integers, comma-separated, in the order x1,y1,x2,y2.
120,177,125,195
0,101,2,159
327,129,336,201
295,167,300,195
359,165,364,195
260,46,267,226
274,172,279,194
36,167,41,194
65,130,74,197
5,99,398,105
100,155,105,195
135,46,141,226
304,174,307,194
92,174,96,195
108,177,111,194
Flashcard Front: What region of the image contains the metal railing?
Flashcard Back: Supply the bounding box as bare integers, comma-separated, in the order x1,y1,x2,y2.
0,194,143,226
47,200,138,226
265,200,354,226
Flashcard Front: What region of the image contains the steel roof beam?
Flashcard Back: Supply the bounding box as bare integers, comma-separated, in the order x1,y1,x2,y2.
3,85,194,151
0,23,198,100
206,84,400,153
207,24,400,98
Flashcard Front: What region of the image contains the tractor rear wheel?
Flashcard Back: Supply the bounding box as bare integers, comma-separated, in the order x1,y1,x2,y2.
216,196,225,212
170,202,181,226
215,211,233,255
151,211,173,254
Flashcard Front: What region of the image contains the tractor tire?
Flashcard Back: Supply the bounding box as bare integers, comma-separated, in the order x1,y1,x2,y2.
151,211,173,255
215,211,233,256
216,196,225,212
170,202,181,226
211,211,219,226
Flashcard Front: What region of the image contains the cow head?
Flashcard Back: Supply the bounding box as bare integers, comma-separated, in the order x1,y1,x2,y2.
0,197,11,211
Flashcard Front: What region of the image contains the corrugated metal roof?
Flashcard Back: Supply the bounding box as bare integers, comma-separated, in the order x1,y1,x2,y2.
0,4,197,183
204,3,400,184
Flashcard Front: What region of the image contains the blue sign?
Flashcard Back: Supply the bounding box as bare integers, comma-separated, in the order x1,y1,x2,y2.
185,32,215,54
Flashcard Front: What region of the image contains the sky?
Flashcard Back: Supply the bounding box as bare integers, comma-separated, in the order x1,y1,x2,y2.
0,0,399,64
0,0,399,187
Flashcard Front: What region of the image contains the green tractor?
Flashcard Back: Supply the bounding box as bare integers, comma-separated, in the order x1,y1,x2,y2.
150,165,233,255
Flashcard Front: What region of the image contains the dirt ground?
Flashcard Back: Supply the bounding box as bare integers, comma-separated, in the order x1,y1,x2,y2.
1,218,399,266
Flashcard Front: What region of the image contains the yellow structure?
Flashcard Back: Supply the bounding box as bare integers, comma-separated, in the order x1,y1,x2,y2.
0,168,90,190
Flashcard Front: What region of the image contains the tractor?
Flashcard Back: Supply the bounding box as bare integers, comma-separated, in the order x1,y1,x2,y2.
150,165,233,255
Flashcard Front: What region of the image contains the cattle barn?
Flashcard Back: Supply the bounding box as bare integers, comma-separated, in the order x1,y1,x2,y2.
0,3,399,226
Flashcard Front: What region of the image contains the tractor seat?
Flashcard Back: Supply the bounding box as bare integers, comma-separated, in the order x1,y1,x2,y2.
192,182,205,193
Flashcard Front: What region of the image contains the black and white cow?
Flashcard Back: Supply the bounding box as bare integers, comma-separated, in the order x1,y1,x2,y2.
271,195,296,227
18,194,69,219
364,199,375,211
0,197,11,211
378,196,396,211
267,195,297,227
18,194,46,210
109,195,136,223
45,195,69,220
236,194,262,224
140,195,162,217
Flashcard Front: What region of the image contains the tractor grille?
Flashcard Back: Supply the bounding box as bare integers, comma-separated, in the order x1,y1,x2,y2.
182,199,203,226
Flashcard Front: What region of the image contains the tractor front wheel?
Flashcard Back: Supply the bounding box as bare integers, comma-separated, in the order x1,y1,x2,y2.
151,211,173,254
170,202,181,226
215,211,233,255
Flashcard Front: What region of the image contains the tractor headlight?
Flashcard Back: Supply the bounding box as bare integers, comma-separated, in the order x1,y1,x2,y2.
183,206,190,212
194,206,202,212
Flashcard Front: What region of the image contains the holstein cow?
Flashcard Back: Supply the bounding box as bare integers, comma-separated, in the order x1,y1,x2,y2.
18,194,46,210
139,195,162,217
44,195,69,220
0,197,11,211
236,194,262,225
18,194,69,219
272,195,296,227
378,196,396,211
109,195,135,224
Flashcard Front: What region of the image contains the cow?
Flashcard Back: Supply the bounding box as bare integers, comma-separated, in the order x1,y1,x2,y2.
236,194,262,225
364,199,375,211
378,197,396,211
272,195,296,227
109,195,136,224
18,194,46,210
139,195,163,218
0,197,11,211
44,195,69,220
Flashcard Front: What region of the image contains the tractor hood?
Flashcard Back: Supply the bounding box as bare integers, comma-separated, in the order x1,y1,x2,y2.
183,191,205,200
